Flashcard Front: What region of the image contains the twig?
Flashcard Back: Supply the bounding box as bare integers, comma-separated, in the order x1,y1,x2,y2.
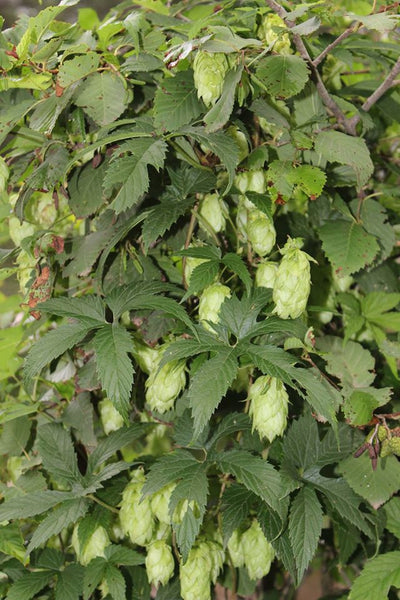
312,27,355,67
182,204,198,290
362,56,400,112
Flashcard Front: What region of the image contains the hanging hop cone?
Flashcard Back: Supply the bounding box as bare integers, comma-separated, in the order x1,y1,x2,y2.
258,13,292,54
248,375,289,442
150,481,176,524
132,339,160,375
180,544,213,600
227,528,245,567
145,539,175,588
241,520,275,580
99,398,124,435
145,351,186,414
71,524,110,566
193,51,230,107
198,283,231,331
119,469,154,546
247,209,276,257
198,539,225,583
199,193,227,234
255,261,278,289
273,237,313,319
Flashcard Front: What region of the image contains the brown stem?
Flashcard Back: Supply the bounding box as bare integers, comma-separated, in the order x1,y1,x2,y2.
312,27,355,67
362,55,400,112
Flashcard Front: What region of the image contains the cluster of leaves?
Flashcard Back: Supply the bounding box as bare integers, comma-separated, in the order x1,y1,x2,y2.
0,0,400,599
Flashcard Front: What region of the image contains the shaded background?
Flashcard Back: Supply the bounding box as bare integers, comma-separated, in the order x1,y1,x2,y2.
0,0,116,26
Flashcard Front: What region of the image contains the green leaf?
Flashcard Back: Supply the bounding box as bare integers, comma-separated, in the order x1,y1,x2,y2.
142,449,201,497
355,13,400,32
36,422,81,485
204,66,244,133
316,423,362,468
6,570,53,600
183,259,219,299
0,97,38,145
349,551,400,600
38,296,106,327
385,497,400,539
282,413,320,471
221,484,255,544
246,344,297,385
315,131,373,187
122,53,164,72
83,557,107,600
362,292,400,319
154,70,204,133
104,138,167,213
287,165,326,198
351,199,395,264
292,367,339,426
106,281,175,318
0,523,26,564
142,196,194,251
57,52,100,88
343,390,381,425
217,449,281,512
55,564,84,600
27,499,89,553
221,254,252,296
88,425,145,474
255,55,309,99
340,453,400,509
0,491,75,521
24,322,92,383
104,545,145,566
207,413,252,450
319,220,379,277
289,486,323,580
74,72,129,126
0,416,31,456
68,161,107,218
125,295,197,336
189,347,238,437
93,324,134,421
104,564,126,600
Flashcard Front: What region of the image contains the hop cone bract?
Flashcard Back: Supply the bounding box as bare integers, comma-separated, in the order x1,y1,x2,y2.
199,193,227,234
248,375,289,442
247,209,276,256
145,358,186,413
198,283,231,331
241,520,275,580
255,261,278,289
119,470,154,546
72,524,110,566
99,398,124,435
146,540,175,587
273,238,312,319
227,529,245,567
150,482,176,524
193,51,229,107
180,544,212,600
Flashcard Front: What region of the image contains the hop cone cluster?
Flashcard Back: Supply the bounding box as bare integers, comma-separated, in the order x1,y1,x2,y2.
199,193,227,234
228,520,275,580
145,539,175,587
71,524,110,566
145,354,186,413
193,51,229,107
199,282,231,330
119,469,154,546
99,398,124,435
248,375,289,442
180,539,223,600
255,261,278,289
273,238,312,319
258,13,291,54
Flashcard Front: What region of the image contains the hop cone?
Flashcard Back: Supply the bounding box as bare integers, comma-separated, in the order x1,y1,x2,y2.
255,261,278,289
247,209,276,257
193,51,229,107
273,238,312,319
145,359,186,413
151,482,176,524
227,126,249,162
199,193,227,233
248,375,289,442
389,437,400,456
71,524,110,566
146,540,175,587
227,529,245,567
119,470,154,546
241,520,275,580
258,13,291,54
199,283,231,331
234,170,266,195
132,339,160,375
180,545,212,600
198,539,225,583
99,398,124,435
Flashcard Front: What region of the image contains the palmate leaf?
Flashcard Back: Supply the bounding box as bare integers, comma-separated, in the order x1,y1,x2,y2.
87,425,146,474
93,324,134,421
349,551,400,600
154,70,204,133
255,55,310,99
221,253,252,296
103,565,126,600
55,564,84,600
0,490,74,522
207,412,252,450
289,486,323,581
38,296,106,327
142,194,194,251
106,280,175,319
36,422,81,485
221,483,256,544
351,199,395,264
189,347,238,437
142,449,201,497
6,570,54,600
282,413,320,472
315,130,373,187
103,138,167,213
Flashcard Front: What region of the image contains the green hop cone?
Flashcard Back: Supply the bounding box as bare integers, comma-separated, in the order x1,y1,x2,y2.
145,540,175,587
198,539,225,583
193,51,229,107
180,545,212,600
247,209,276,257
145,358,186,413
132,339,160,375
377,426,388,442
255,261,278,289
389,436,400,456
258,13,292,55
72,524,110,566
273,238,313,319
198,283,231,331
227,529,245,567
119,470,155,546
226,126,249,163
380,439,392,458
241,520,275,580
199,193,227,234
99,398,124,435
151,482,176,524
248,375,289,442
234,170,266,195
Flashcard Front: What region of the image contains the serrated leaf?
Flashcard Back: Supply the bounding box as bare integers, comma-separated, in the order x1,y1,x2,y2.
83,557,107,600
0,416,31,456
68,161,107,218
289,487,323,580
319,219,379,277
24,322,92,383
355,13,400,32
122,53,164,72
104,564,126,600
0,523,26,564
340,453,400,509
221,254,252,296
125,295,197,336
74,71,128,126
38,296,106,327
104,545,145,566
343,390,380,425
204,66,243,133
142,196,194,251
55,564,84,600
315,131,373,187
36,422,81,485
87,425,145,474
245,192,273,219
351,199,395,265
292,367,339,426
246,344,297,385
221,484,255,544
256,55,309,99
6,570,53,600
189,347,238,436
385,497,400,539
207,413,252,450
106,281,174,318
93,324,134,421
57,52,100,88
183,259,219,299
349,551,400,600
317,337,375,394
104,138,167,213
283,413,320,471
0,98,38,145
217,449,281,512
0,491,74,521
287,164,326,198
28,498,89,553
154,70,204,133
142,449,201,497
316,423,362,468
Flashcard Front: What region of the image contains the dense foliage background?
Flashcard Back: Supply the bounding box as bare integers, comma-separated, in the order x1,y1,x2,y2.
0,0,400,598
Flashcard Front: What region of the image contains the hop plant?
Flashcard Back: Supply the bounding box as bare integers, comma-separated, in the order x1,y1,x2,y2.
273,238,313,319
258,13,292,54
255,261,278,289
226,126,249,162
248,375,289,442
0,157,9,193
198,282,231,331
199,193,227,234
193,51,230,107
247,209,276,256
234,170,266,195
198,539,225,583
71,524,110,566
119,470,154,546
150,482,176,524
183,243,209,286
227,529,245,567
180,544,212,600
132,339,160,375
241,520,275,580
99,398,124,435
145,539,175,587
145,357,186,413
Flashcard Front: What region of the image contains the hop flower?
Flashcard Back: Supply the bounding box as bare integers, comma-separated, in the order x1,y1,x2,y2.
227,529,245,567
198,283,231,331
273,238,313,319
255,261,278,289
248,375,289,442
151,482,176,524
258,13,292,55
199,193,227,234
193,51,230,107
180,544,212,600
198,539,225,583
226,126,249,163
72,524,110,566
247,209,276,257
119,470,154,546
241,520,275,580
99,398,124,435
145,358,186,413
234,170,266,195
146,540,175,587
132,339,160,375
